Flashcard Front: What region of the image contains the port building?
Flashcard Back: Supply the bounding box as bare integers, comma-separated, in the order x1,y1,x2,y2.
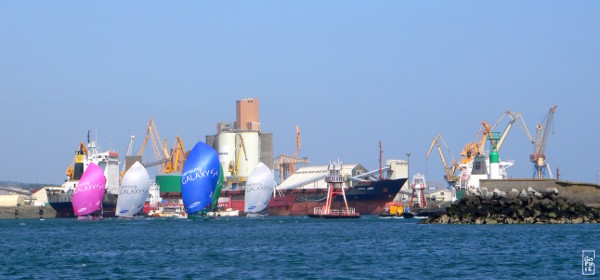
30,187,54,206
0,192,23,207
425,188,454,202
154,98,272,199
206,98,273,190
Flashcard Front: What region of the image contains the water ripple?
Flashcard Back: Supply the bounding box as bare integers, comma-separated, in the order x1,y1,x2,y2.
0,217,598,279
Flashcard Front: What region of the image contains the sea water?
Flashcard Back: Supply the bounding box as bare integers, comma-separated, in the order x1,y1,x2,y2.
1,216,598,279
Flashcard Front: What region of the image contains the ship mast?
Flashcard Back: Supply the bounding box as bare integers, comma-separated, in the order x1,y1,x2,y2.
379,141,383,180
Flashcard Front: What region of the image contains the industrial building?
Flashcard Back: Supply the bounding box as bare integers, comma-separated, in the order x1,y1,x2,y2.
0,192,23,207
425,188,454,202
0,186,61,207
206,98,273,190
30,187,55,206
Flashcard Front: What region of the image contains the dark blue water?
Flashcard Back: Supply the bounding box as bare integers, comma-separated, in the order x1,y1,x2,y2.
1,216,598,279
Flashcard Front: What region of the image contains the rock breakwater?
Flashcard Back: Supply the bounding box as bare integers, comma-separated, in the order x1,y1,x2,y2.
423,187,600,224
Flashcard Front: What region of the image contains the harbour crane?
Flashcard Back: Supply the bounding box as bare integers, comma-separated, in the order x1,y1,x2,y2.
229,133,248,177
137,118,171,172
120,135,135,178
461,111,533,165
164,136,186,174
273,125,310,183
126,135,135,157
427,134,460,186
491,110,534,152
460,121,492,164
530,105,557,179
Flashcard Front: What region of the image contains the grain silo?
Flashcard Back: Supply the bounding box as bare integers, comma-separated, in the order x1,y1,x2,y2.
206,98,273,190
238,131,260,178
217,131,236,178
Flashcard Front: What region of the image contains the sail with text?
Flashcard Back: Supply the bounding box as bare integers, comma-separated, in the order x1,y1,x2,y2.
116,161,150,218
181,141,221,216
72,162,106,217
244,162,276,215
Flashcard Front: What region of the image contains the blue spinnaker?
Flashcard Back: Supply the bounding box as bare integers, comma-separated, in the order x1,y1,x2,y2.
181,141,220,214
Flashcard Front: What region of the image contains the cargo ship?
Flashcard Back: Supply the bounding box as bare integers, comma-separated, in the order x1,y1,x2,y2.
47,132,121,218
47,187,118,218
267,177,406,216
218,160,408,216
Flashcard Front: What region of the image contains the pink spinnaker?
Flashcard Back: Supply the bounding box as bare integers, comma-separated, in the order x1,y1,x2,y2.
72,162,106,216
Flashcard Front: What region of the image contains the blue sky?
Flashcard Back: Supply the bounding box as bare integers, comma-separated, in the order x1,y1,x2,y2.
1,2,599,185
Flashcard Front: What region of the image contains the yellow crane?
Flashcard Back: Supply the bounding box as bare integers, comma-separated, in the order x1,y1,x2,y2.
294,125,301,160
460,121,492,164
427,134,460,185
492,110,534,151
461,111,534,166
228,133,248,177
273,125,310,182
137,117,171,173
164,136,186,174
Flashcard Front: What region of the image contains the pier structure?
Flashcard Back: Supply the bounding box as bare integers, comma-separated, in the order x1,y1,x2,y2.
309,159,360,218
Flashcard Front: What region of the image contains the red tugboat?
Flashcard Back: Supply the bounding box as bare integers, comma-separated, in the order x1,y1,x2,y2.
308,159,360,219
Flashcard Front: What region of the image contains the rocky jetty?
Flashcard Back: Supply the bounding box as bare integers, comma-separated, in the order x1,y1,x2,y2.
423,187,600,224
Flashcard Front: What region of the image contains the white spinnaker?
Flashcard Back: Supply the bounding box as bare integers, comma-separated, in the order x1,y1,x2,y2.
116,161,150,217
244,162,276,213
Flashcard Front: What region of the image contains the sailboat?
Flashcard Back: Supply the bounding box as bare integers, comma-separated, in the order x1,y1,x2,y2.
72,162,106,220
206,164,233,217
181,141,222,219
116,161,150,218
244,162,276,217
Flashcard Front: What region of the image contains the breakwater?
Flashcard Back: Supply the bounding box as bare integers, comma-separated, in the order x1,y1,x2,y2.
480,179,600,208
424,187,600,224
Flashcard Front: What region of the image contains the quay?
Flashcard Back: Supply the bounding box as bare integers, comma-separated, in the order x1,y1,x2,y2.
0,206,56,219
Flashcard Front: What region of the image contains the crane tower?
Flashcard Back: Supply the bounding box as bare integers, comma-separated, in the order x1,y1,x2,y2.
530,105,557,179
273,125,310,183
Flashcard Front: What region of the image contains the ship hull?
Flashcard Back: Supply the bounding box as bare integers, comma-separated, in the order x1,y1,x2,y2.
220,178,406,216
48,193,118,218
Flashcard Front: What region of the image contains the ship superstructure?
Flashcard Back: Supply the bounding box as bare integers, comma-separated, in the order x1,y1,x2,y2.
456,153,514,190
83,139,120,194
48,131,121,217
